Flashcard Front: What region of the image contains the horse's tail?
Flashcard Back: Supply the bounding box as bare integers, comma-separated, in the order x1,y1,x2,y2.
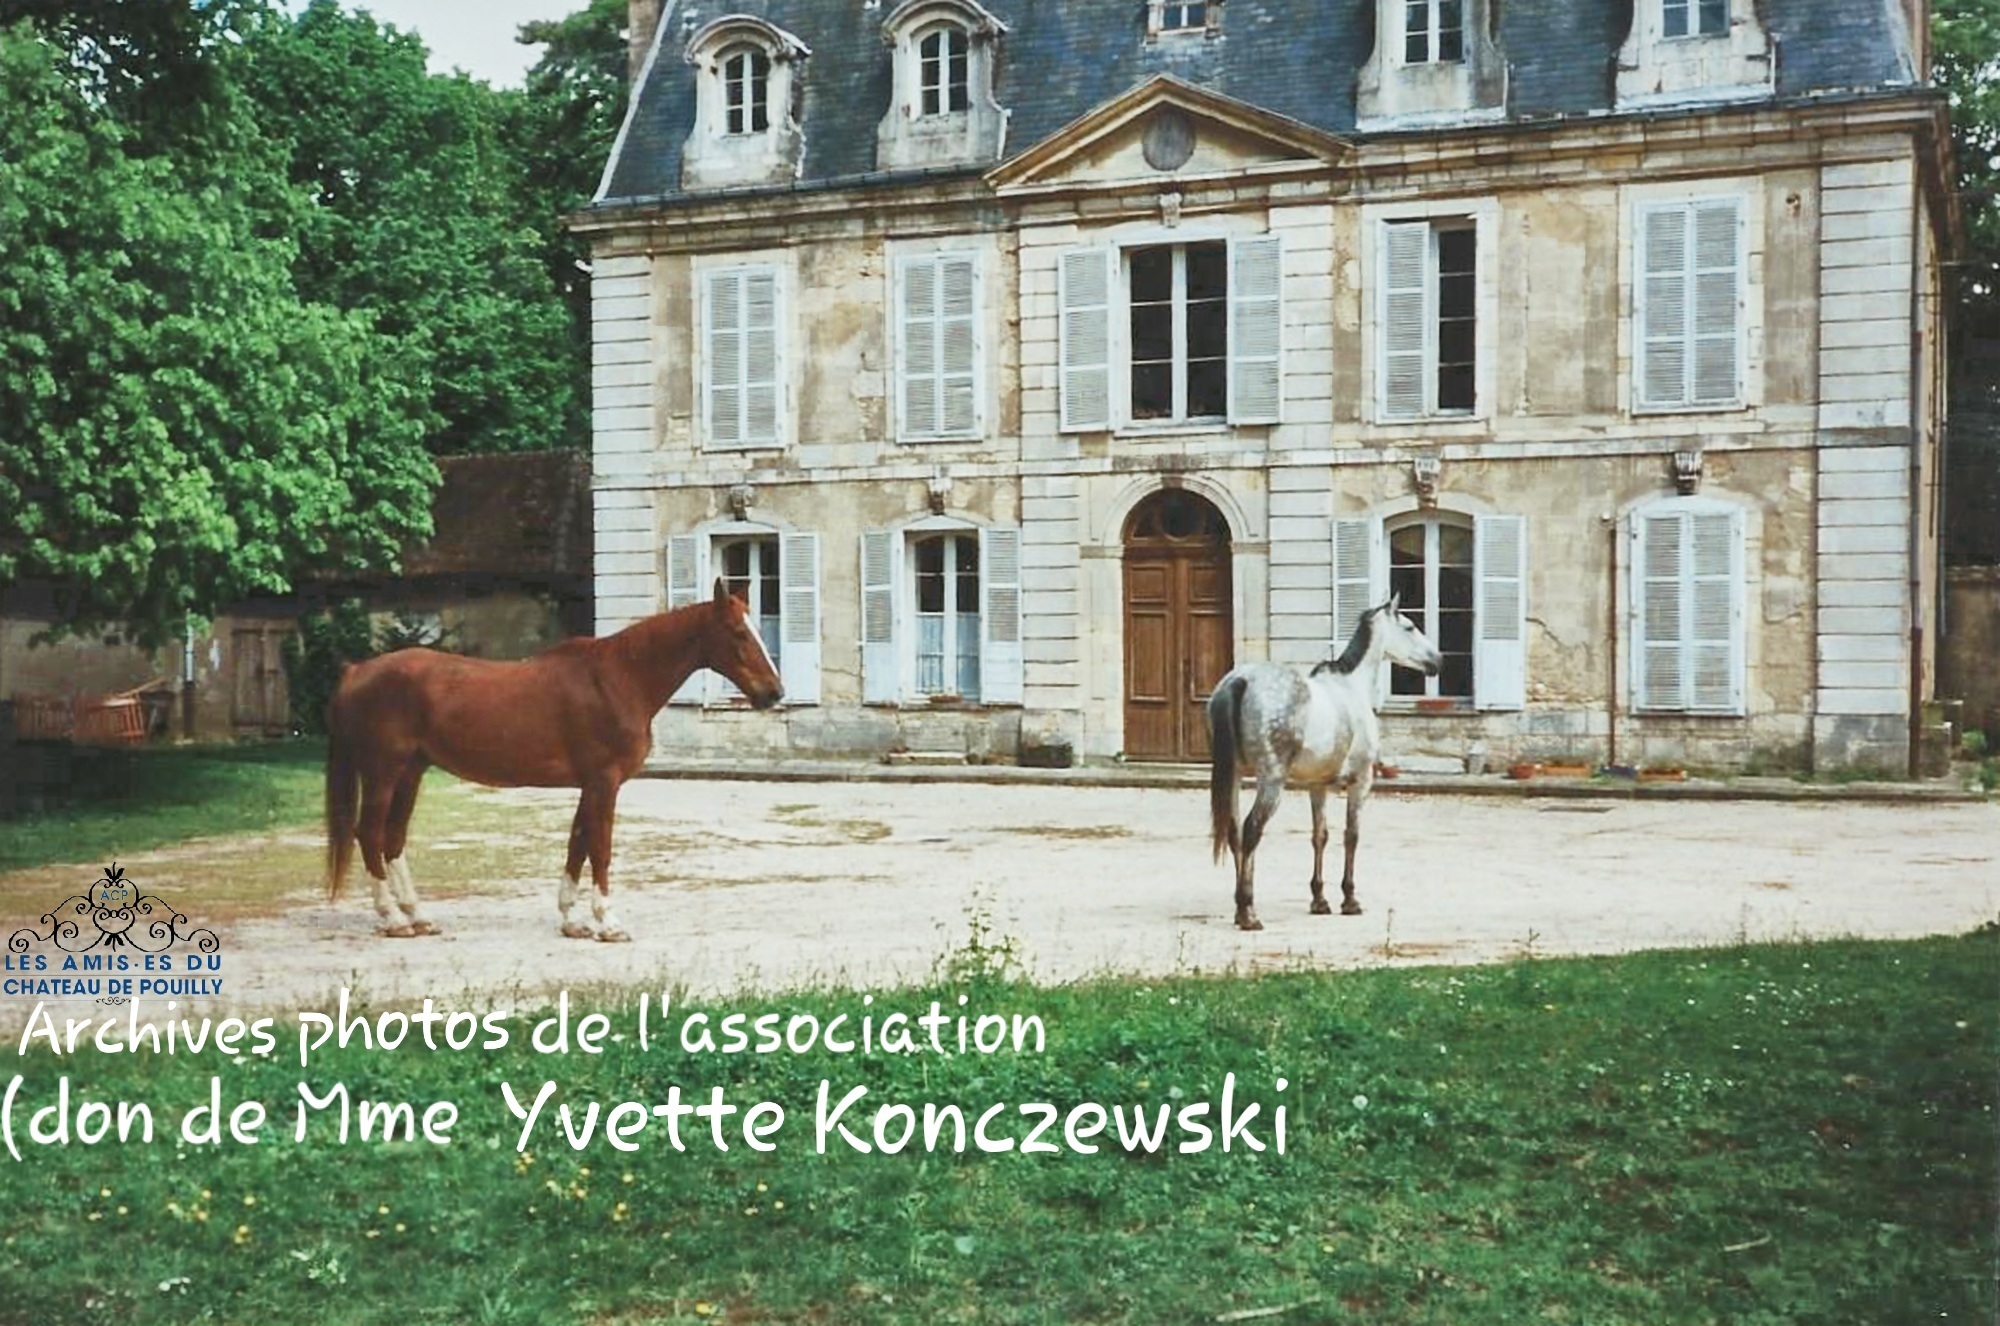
324,677,359,902
1208,673,1247,864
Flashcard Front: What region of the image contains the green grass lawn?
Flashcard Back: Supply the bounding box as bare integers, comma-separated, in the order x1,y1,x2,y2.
0,741,328,872
1,932,1992,1326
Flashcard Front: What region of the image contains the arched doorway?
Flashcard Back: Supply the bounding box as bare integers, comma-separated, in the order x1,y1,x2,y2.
1123,487,1233,761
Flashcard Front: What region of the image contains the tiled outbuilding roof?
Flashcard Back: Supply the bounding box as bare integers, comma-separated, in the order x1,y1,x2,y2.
595,0,1920,206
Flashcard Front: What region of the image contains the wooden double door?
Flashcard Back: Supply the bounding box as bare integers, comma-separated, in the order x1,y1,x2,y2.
1122,490,1234,762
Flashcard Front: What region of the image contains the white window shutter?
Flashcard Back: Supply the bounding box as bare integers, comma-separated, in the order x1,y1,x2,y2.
1058,247,1113,432
704,267,782,447
743,269,781,445
1381,222,1429,419
898,256,938,438
939,255,979,436
1638,205,1690,409
779,531,821,705
1473,513,1527,711
705,271,743,445
1636,511,1686,710
1688,509,1743,712
1690,200,1742,406
665,534,709,705
1228,234,1283,425
980,526,1023,705
861,529,900,705
1331,517,1383,653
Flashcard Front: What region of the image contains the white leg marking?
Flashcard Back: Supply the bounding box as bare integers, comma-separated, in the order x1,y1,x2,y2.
558,874,593,939
592,889,630,944
370,869,397,924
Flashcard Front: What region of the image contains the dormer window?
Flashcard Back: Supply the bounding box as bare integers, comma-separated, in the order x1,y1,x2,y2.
680,17,808,190
877,0,1008,171
1404,0,1465,64
1615,0,1771,107
1663,0,1728,39
1357,0,1505,129
1160,3,1208,31
918,26,970,116
723,47,771,134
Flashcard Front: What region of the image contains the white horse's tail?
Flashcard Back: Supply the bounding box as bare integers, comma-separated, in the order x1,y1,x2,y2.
1208,674,1247,863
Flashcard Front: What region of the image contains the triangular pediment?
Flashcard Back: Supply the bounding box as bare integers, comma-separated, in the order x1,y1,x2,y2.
987,75,1345,193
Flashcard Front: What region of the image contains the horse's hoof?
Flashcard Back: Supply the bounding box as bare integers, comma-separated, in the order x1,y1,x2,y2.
1235,914,1264,932
1310,898,1333,916
560,922,596,940
596,929,633,945
408,919,442,936
1341,900,1363,916
378,923,418,939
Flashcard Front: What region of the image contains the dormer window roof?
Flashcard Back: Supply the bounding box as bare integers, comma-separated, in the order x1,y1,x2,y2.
680,16,810,190
876,0,1008,171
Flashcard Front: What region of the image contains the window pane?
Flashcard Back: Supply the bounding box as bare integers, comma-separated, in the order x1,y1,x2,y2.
1698,0,1727,34
1389,560,1427,611
956,611,981,699
1437,365,1475,413
1186,243,1228,301
1130,305,1173,363
1405,0,1431,61
1187,294,1227,361
1438,561,1474,612
1438,522,1474,567
1663,0,1689,37
1130,246,1173,302
916,615,945,694
1131,363,1173,419
915,537,945,613
1438,0,1464,61
1439,650,1473,700
1390,523,1426,566
954,535,980,612
1436,318,1475,366
722,540,751,582
1187,359,1227,418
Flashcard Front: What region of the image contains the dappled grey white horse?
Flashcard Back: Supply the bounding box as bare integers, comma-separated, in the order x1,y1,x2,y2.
1207,596,1443,931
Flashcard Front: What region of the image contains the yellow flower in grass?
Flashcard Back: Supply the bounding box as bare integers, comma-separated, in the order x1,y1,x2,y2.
232,1225,251,1246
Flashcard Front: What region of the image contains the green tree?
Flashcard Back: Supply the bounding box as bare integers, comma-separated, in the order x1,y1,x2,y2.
502,0,630,452
233,0,581,453
1936,0,2000,336
0,20,437,648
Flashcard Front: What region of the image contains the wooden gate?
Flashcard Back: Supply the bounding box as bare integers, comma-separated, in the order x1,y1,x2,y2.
1123,489,1233,762
230,622,291,737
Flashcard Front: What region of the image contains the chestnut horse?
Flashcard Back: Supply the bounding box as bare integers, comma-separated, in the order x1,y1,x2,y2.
325,580,783,941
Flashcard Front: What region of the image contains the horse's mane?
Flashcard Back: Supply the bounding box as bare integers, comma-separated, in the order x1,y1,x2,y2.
1310,606,1376,677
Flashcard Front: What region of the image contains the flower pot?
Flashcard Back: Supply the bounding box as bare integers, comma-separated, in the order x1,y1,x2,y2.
1638,766,1687,783
1413,698,1457,715
1542,762,1592,779
1507,762,1540,781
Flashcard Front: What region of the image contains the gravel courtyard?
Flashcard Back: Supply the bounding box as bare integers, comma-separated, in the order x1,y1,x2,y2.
93,777,1992,1018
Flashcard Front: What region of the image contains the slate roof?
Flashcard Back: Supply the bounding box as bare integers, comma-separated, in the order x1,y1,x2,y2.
596,0,1921,207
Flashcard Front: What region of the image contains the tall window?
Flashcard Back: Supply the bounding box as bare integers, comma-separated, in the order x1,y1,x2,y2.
1381,219,1476,419
918,27,970,115
1129,242,1228,423
1158,3,1209,31
1388,517,1474,700
1663,0,1728,38
1404,0,1465,63
913,533,981,700
1634,501,1744,713
723,47,770,134
1635,197,1742,410
703,265,783,448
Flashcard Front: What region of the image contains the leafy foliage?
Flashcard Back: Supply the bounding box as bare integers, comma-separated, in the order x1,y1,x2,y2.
279,599,376,737
232,1,582,454
1936,0,2000,335
0,18,436,647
